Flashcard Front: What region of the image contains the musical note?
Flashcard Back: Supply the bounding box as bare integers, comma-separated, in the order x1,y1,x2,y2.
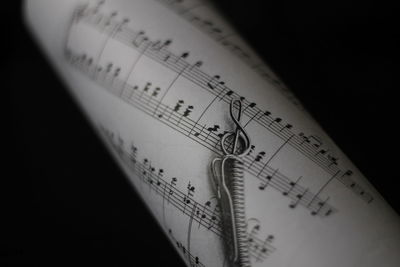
168,177,178,204
176,104,194,124
176,51,189,63
269,117,282,127
249,150,266,168
203,199,218,231
190,60,203,70
283,176,302,196
130,143,137,164
173,100,184,112
258,110,271,121
187,182,195,198
169,99,184,120
309,135,322,149
220,90,234,101
139,82,151,99
205,125,220,142
151,39,171,51
280,123,293,132
132,30,148,47
258,169,278,190
151,87,161,98
148,164,156,191
183,105,194,118
289,189,308,209
104,11,117,27
193,124,205,137
183,181,195,213
311,197,330,216
156,169,164,186
245,102,256,111
327,154,339,166
196,202,209,228
207,75,225,90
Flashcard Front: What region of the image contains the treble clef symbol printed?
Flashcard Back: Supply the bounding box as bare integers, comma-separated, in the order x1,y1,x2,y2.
221,99,251,157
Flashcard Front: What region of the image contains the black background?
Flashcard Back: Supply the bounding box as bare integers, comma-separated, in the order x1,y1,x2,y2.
3,0,399,266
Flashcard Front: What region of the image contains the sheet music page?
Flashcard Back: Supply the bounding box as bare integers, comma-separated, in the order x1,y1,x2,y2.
25,0,400,266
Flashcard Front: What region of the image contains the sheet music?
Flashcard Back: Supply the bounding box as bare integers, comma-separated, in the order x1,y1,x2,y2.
25,0,400,266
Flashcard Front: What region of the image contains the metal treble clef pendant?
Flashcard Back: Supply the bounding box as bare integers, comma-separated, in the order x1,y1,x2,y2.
211,98,252,267
221,99,251,157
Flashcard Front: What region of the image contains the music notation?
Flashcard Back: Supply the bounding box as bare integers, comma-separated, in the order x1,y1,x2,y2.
168,229,205,267
153,0,304,110
26,1,400,267
66,2,373,205
247,219,275,263
99,125,276,262
66,48,336,217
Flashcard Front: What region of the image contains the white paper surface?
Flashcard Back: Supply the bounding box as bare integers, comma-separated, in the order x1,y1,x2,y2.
25,0,400,266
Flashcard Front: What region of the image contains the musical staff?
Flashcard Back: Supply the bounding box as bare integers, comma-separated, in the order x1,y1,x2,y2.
67,3,373,204
247,219,276,263
99,125,276,262
154,0,296,101
66,47,336,217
